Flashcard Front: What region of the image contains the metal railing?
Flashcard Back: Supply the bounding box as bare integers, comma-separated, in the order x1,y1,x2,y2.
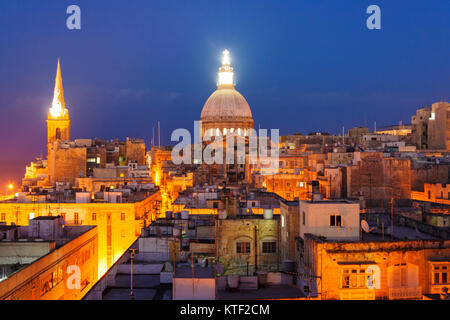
388,286,422,300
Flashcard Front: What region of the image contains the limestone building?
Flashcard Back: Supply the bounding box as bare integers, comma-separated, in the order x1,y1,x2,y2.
0,217,98,300
427,101,450,151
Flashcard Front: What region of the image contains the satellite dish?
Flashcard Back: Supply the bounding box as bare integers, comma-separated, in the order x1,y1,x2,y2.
361,220,375,233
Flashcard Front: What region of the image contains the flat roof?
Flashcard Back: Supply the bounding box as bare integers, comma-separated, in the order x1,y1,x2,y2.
174,266,215,279
0,225,20,231
217,284,305,300
32,216,60,220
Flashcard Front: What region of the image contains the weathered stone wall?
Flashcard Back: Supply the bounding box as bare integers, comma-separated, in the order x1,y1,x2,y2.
49,147,87,185
348,156,411,205
216,218,280,275
126,140,146,165
302,233,450,300
280,201,299,262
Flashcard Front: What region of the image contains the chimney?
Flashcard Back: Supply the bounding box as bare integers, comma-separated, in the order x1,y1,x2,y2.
311,180,323,202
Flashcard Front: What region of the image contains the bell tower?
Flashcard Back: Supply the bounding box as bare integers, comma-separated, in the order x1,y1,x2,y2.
47,59,70,153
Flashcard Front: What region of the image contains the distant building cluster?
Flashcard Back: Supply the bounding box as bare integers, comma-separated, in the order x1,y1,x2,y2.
1,52,450,300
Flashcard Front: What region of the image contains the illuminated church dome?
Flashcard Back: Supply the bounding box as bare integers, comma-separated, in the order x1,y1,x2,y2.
200,50,254,137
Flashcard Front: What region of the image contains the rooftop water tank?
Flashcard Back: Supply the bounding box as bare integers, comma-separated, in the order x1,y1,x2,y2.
263,209,273,220
180,210,189,220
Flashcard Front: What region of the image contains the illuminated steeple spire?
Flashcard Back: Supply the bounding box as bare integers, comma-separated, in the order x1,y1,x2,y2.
217,49,234,89
49,59,68,119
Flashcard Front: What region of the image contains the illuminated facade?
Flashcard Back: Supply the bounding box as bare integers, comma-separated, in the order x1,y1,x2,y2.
0,193,159,279
300,234,450,300
0,218,98,300
47,60,71,146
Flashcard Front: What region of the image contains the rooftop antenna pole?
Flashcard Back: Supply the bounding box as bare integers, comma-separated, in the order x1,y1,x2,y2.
374,121,376,133
342,126,345,145
129,248,136,300
158,121,161,147
152,126,155,147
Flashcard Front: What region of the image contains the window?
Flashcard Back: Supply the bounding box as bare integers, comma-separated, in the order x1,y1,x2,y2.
92,213,97,222
433,264,449,285
121,213,125,221
302,211,305,225
262,241,276,253
330,215,342,227
74,213,79,225
392,264,408,287
236,242,250,254
0,213,5,221
342,268,369,289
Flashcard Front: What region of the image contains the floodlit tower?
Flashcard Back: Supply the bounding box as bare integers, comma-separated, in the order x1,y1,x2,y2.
47,59,70,152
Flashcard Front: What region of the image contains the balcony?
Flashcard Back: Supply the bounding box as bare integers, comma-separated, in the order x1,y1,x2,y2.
388,286,422,300
339,289,375,300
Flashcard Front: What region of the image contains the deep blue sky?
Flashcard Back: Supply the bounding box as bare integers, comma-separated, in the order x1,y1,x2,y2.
0,0,449,182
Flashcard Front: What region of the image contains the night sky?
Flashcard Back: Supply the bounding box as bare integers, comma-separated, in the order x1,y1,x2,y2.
0,0,449,184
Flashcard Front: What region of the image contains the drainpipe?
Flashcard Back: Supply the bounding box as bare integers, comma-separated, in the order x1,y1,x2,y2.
254,225,258,275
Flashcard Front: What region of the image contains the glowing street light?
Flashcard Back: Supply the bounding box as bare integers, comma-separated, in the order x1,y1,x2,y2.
7,184,13,190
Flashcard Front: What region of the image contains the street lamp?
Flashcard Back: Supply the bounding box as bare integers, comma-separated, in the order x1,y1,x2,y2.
129,248,137,300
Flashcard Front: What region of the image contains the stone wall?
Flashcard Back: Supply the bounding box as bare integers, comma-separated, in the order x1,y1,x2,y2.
216,218,280,275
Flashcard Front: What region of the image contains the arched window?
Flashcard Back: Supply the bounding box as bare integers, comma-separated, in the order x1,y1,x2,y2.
237,128,241,135
56,128,61,140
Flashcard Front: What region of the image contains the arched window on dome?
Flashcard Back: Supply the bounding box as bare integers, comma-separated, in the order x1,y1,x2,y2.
223,128,227,135
237,128,241,135
216,128,220,136
210,128,213,136
230,128,235,133
244,129,247,136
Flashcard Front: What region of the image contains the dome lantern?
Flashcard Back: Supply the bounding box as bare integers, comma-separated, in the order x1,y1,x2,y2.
200,50,254,137
218,50,234,89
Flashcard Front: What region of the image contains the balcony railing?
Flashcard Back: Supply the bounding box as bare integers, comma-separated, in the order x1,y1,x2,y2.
339,289,376,300
388,286,422,300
